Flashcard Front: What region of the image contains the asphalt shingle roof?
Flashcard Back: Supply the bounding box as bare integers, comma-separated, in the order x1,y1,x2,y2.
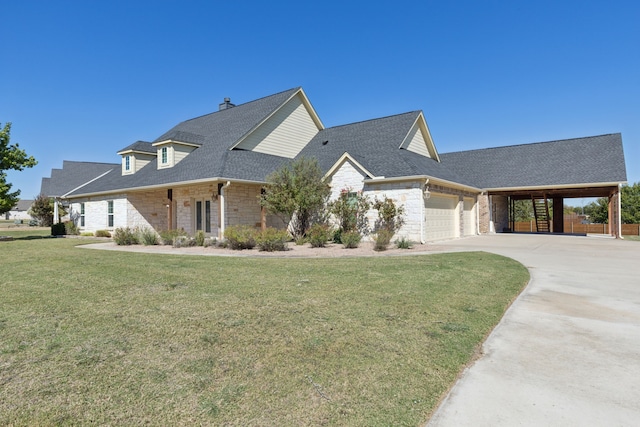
69,88,300,195
41,161,119,197
439,133,627,189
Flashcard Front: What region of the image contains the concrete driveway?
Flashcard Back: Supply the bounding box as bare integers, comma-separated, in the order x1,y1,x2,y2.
427,234,640,427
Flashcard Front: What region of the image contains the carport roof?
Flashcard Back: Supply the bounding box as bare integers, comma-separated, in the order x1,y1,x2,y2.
439,133,627,190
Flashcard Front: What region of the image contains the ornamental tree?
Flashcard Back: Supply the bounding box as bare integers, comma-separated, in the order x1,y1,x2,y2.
1,123,37,214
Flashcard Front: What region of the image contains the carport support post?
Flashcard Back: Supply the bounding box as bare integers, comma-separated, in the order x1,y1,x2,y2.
552,197,564,233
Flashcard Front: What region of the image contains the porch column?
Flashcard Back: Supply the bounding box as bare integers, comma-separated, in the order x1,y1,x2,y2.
53,198,59,224
552,197,564,233
219,181,231,239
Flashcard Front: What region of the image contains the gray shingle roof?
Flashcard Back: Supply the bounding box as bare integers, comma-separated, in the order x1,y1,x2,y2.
69,88,301,196
297,112,468,184
117,141,155,154
439,133,627,189
41,161,119,197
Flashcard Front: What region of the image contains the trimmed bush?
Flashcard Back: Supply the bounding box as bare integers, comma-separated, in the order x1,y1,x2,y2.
373,229,394,251
255,227,290,252
138,227,159,245
51,223,66,236
224,225,256,250
95,230,111,238
307,224,333,248
113,227,138,245
340,230,362,248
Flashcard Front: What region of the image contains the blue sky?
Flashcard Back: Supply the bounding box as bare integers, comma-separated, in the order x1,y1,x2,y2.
2,1,638,202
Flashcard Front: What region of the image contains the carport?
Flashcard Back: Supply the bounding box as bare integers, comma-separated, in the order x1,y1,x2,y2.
440,133,627,238
491,184,623,237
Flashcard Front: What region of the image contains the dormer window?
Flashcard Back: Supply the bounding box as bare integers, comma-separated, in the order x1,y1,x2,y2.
125,155,131,171
161,147,168,165
117,141,156,176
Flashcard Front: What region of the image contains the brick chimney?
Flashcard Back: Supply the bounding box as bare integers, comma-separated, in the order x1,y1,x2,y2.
219,97,235,111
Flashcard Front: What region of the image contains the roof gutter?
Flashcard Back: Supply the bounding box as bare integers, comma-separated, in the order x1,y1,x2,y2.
65,176,269,199
485,181,627,192
366,175,482,193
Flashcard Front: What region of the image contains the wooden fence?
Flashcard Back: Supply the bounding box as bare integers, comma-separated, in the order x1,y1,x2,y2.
513,222,640,236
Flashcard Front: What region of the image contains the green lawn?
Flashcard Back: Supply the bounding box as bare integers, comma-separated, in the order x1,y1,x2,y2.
624,235,640,241
0,234,529,426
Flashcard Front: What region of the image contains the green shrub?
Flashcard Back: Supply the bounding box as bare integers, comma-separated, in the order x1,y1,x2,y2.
64,221,79,235
340,230,362,248
328,188,371,236
255,227,290,252
224,225,256,250
81,232,95,237
295,236,307,246
138,227,159,245
373,229,394,251
203,237,216,248
395,236,413,249
373,196,405,234
113,227,138,245
195,230,206,247
159,229,184,245
95,230,111,238
307,224,333,248
51,222,66,236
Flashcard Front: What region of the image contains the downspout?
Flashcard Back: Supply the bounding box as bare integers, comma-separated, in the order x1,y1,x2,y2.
219,181,231,239
420,179,429,244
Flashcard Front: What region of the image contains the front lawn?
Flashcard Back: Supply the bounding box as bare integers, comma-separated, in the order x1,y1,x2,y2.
623,235,640,241
0,236,528,426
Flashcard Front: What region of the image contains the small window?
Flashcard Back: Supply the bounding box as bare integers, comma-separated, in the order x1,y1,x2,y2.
107,201,114,227
125,155,131,171
80,203,85,227
161,147,168,164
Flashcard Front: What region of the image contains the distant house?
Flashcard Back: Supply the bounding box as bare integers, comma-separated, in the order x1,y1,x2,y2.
4,199,34,221
41,87,628,240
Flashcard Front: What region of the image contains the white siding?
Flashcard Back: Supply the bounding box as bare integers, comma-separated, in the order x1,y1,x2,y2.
173,144,195,164
71,197,127,233
424,194,458,241
234,94,319,158
134,153,155,172
402,123,431,158
463,197,476,236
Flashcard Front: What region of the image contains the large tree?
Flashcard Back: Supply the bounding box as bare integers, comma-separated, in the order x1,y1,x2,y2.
259,157,330,239
621,182,640,224
1,123,37,214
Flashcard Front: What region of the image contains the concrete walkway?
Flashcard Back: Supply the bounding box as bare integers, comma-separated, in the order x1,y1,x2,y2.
427,234,640,427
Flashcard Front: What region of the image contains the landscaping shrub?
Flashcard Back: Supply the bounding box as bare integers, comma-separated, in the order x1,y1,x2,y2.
395,236,413,249
64,221,79,235
373,196,405,234
306,224,333,248
159,229,183,245
81,232,95,237
138,227,159,245
113,227,138,245
224,225,256,250
255,227,290,252
95,230,111,238
203,237,216,248
340,230,362,248
373,229,394,251
328,188,371,237
173,236,196,248
295,236,307,246
195,230,206,247
51,222,66,236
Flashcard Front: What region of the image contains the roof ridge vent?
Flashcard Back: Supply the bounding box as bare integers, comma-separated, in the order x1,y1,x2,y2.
219,97,235,111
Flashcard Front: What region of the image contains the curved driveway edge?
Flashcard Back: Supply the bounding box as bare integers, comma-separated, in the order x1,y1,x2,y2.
427,234,640,427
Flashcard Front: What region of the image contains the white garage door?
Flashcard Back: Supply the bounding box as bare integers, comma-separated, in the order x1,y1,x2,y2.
463,197,476,236
425,194,458,241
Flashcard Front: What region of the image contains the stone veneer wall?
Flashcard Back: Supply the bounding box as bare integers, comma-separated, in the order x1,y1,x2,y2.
70,195,128,233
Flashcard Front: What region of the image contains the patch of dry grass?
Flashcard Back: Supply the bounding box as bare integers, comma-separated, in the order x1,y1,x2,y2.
0,235,528,426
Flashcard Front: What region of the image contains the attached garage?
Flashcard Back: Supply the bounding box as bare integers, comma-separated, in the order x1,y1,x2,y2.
425,194,459,241
463,197,476,236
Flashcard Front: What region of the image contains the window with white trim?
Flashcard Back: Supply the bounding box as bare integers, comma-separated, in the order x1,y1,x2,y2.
161,147,168,165
107,201,114,227
125,155,131,171
80,203,85,227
